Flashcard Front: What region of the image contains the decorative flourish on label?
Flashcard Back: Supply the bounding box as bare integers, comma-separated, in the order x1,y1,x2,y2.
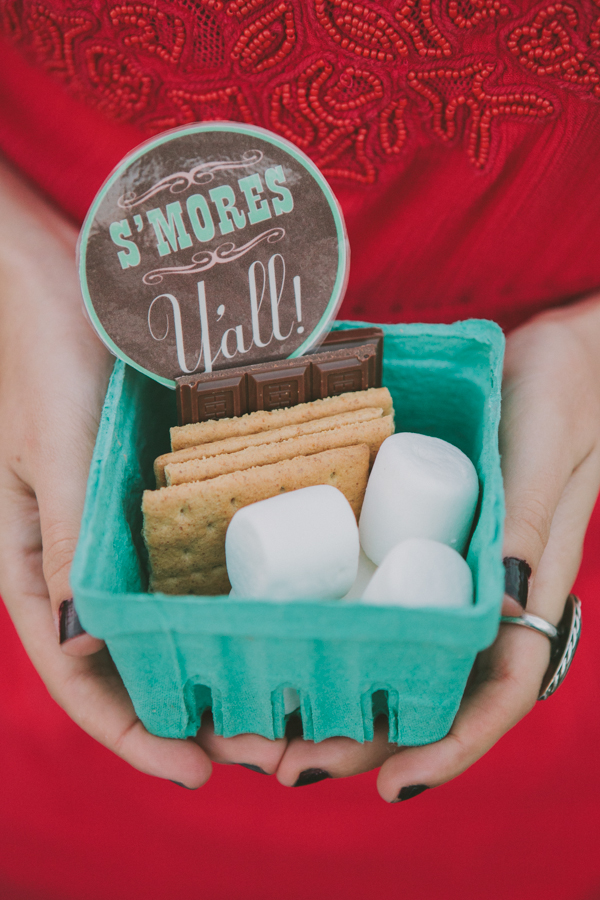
143,227,285,283
118,149,264,208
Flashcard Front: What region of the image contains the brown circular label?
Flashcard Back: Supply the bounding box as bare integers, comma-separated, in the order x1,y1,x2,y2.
78,123,349,387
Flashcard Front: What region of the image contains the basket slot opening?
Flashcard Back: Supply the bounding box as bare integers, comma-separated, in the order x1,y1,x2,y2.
371,689,389,721
192,683,213,729
364,687,399,743
271,685,303,740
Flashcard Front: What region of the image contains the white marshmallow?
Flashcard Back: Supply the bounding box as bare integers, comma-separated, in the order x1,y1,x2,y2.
342,548,378,600
225,484,359,601
283,688,301,714
359,432,479,565
362,538,473,608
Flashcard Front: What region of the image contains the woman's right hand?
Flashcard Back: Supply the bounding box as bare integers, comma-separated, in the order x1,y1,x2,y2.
276,299,600,795
0,158,288,786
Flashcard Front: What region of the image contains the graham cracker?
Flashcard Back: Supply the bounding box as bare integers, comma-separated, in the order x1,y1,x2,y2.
170,386,393,451
155,406,384,487
143,444,370,596
165,415,394,485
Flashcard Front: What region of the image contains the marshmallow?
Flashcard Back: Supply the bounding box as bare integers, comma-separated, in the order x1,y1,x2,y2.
283,687,301,714
359,432,479,565
342,548,378,600
225,484,359,601
362,538,473,608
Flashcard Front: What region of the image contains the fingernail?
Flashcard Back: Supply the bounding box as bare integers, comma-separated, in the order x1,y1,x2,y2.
393,784,429,803
293,768,331,787
170,781,196,790
237,764,267,775
503,557,531,609
58,599,86,644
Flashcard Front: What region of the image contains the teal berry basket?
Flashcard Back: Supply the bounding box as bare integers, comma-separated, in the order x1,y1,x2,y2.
71,319,505,746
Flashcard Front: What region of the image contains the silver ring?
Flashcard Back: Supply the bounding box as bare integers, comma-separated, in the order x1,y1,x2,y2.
500,594,581,701
500,611,559,643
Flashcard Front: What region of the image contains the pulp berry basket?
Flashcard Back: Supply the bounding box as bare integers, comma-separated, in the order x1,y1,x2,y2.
71,319,505,745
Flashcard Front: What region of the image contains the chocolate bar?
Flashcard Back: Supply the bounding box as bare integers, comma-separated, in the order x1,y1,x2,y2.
176,329,383,425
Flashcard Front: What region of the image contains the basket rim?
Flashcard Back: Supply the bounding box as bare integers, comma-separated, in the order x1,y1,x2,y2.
72,318,505,654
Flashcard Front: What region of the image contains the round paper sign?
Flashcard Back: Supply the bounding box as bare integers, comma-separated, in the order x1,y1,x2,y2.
78,122,349,387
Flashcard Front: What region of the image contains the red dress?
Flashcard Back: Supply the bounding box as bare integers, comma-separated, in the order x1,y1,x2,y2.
1,4,600,898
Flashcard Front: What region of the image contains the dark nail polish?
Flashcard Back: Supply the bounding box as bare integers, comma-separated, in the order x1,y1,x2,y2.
393,784,429,803
503,557,532,609
237,764,267,775
293,768,331,787
58,599,86,644
170,781,196,790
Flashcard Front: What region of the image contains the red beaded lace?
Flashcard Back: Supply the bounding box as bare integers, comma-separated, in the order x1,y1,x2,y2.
1,0,600,329
2,0,600,181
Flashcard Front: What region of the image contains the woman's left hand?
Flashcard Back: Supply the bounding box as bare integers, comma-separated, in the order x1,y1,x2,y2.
0,158,287,788
274,298,600,797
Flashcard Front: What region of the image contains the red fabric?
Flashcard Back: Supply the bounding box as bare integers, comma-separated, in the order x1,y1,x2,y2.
1,3,600,898
2,2,600,330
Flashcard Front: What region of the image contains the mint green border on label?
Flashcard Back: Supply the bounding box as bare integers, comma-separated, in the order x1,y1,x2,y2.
78,122,350,389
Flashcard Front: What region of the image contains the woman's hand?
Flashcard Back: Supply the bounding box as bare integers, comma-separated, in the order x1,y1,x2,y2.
276,299,600,796
0,159,287,786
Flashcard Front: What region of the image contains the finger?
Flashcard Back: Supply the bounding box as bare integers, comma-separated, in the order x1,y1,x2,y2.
33,410,105,656
276,717,394,786
499,325,594,613
501,386,570,569
62,648,212,788
0,507,212,788
528,445,600,616
377,625,549,802
502,442,600,623
194,714,287,775
1,300,113,657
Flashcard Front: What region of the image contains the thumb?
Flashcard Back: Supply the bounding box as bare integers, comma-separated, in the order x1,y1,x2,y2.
36,434,105,658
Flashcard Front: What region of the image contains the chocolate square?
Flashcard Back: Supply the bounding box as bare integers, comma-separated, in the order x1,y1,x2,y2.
247,362,311,412
198,390,238,420
320,327,384,385
310,343,377,399
177,372,248,423
311,353,371,399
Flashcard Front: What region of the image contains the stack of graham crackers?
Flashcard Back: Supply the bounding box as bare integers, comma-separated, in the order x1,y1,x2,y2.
143,387,394,596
